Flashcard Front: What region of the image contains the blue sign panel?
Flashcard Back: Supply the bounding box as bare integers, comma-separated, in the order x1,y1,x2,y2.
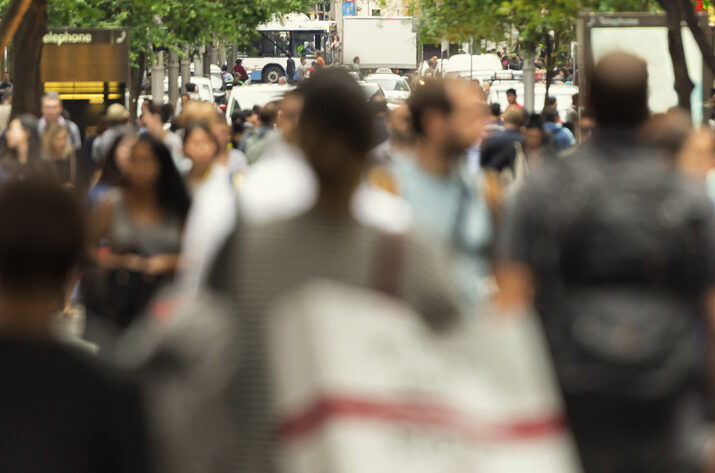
342,1,355,16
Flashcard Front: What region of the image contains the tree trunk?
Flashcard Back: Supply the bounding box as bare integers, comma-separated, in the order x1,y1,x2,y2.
168,49,179,109
523,48,536,113
543,33,555,111
180,46,191,89
130,50,146,122
0,0,34,55
193,45,203,78
218,42,226,68
678,0,715,76
151,50,165,104
203,42,212,77
663,0,693,111
12,0,45,118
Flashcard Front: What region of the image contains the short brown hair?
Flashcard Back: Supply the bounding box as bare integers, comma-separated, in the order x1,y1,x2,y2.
0,178,85,291
407,80,452,137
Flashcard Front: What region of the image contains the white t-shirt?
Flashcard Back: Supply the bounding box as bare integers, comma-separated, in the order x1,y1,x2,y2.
178,163,239,298
239,139,412,233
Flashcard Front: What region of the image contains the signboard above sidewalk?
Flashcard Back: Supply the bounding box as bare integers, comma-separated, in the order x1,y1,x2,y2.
342,1,356,17
41,28,130,83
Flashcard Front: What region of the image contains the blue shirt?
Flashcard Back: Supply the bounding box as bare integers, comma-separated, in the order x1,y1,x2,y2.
390,155,493,314
544,121,575,152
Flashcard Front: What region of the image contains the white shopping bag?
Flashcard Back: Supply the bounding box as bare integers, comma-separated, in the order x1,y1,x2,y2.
269,280,582,473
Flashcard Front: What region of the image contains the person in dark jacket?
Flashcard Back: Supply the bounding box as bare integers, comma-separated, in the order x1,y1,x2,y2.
499,52,715,473
0,178,152,473
481,107,525,172
286,56,296,83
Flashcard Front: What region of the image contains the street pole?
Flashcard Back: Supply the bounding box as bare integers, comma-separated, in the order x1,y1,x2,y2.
168,49,179,108
180,46,191,88
151,50,164,104
523,50,535,113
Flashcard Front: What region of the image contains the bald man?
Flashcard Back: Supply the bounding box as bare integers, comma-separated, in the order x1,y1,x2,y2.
498,52,715,473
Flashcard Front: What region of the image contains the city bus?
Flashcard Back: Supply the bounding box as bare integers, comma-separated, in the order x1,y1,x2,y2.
241,14,335,83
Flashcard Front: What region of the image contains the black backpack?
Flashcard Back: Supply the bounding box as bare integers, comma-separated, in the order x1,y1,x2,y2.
544,144,710,401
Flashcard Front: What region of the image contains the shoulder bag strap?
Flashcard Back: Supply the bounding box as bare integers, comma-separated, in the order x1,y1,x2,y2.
372,232,405,298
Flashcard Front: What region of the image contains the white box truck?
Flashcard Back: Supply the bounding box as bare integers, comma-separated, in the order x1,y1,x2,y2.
342,17,417,72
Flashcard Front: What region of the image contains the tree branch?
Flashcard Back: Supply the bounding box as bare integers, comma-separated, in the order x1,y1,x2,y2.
0,0,34,54
678,0,715,75
660,0,694,110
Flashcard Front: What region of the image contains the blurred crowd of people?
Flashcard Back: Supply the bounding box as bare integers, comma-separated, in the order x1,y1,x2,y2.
3,51,715,473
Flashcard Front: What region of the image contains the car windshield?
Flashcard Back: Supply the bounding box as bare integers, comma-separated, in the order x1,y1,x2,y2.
199,84,213,100
232,89,289,112
210,73,224,91
366,76,409,92
360,83,383,99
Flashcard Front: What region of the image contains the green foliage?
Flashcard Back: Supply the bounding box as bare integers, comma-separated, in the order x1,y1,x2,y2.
0,0,315,64
417,0,664,50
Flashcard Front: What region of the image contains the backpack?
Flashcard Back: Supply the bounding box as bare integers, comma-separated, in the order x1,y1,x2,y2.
545,144,707,401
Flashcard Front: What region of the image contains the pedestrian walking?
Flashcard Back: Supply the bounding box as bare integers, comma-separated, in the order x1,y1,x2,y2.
207,68,459,473
0,178,151,473
297,57,308,82
0,88,12,133
390,78,494,311
286,56,296,82
542,106,575,152
233,59,248,82
41,122,77,186
39,93,82,149
0,114,53,180
86,134,190,328
498,52,715,473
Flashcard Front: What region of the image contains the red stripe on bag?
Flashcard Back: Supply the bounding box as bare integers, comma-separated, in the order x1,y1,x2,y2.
279,396,566,443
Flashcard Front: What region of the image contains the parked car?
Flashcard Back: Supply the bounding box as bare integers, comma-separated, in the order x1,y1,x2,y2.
358,81,385,100
225,83,295,124
364,72,411,104
209,64,228,104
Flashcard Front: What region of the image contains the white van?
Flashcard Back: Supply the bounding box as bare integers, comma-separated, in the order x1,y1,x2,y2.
225,83,295,124
488,82,578,120
443,54,504,83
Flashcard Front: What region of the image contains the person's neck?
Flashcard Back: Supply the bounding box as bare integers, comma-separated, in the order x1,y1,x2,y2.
126,186,158,206
50,148,66,160
189,160,213,182
0,291,60,340
148,125,167,139
390,137,413,153
16,143,28,165
216,148,229,167
416,140,452,177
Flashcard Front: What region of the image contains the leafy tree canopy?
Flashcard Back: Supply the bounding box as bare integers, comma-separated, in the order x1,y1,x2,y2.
0,0,314,63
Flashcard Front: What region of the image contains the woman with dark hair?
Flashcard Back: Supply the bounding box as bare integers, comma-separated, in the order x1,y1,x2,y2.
87,134,190,327
0,114,51,180
86,133,136,207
